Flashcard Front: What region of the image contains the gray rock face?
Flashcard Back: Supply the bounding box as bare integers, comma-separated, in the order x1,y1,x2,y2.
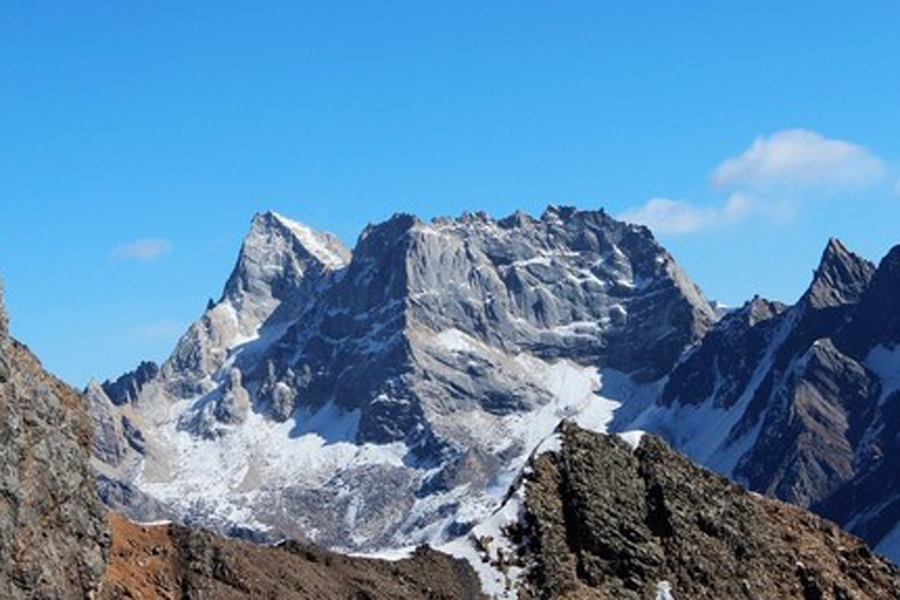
214,368,250,425
806,238,875,309
628,237,900,561
257,207,714,445
0,281,110,599
93,206,715,551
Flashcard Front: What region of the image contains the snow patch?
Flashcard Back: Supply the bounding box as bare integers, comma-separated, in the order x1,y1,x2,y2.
534,432,562,455
271,211,347,269
656,580,676,600
617,430,646,451
439,486,525,599
435,328,477,354
134,398,408,534
134,519,173,527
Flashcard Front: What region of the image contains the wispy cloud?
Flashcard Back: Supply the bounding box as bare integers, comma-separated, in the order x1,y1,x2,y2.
620,193,767,234
110,238,173,262
621,129,886,235
619,198,718,234
712,129,885,194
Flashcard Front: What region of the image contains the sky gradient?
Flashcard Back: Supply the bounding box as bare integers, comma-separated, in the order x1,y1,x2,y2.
1,2,898,386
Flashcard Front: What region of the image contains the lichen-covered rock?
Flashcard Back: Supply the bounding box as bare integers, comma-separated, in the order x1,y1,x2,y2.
0,282,110,598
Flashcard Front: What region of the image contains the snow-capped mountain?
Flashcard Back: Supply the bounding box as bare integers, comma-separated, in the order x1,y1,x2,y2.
90,205,900,574
627,237,900,559
90,206,715,552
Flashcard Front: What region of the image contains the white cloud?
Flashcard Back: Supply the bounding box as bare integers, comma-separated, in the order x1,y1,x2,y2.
621,129,887,236
619,198,717,234
712,129,885,194
110,238,173,262
619,193,764,234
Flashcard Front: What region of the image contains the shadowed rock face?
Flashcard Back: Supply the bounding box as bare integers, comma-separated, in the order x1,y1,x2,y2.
518,424,900,600
0,282,110,599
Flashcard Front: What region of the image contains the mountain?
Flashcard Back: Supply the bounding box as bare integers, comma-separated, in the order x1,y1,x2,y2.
4,261,900,598
627,237,900,559
91,207,716,551
89,205,900,580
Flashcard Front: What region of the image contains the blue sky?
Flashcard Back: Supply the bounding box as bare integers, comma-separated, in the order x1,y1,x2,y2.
1,2,898,386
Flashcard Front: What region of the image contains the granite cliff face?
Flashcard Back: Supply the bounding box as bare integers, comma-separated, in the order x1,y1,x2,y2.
0,281,110,599
92,207,715,551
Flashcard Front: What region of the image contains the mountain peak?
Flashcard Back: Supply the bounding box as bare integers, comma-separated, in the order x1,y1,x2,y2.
804,237,874,309
252,211,350,270
734,294,787,327
540,204,582,222
223,212,350,306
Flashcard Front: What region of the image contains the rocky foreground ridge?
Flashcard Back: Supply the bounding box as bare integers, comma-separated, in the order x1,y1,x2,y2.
100,513,483,600
629,238,900,558
516,423,900,599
